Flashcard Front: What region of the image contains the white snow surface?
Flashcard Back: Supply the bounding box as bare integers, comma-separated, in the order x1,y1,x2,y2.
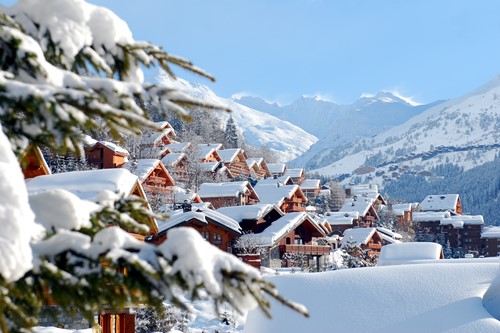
253,184,302,207
245,260,500,333
216,204,283,222
420,194,459,212
157,208,241,234
378,242,443,266
157,75,317,162
123,158,160,182
0,127,37,282
482,226,500,238
341,228,378,247
198,181,255,199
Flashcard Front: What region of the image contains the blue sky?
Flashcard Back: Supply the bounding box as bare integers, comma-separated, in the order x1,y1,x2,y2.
7,0,500,105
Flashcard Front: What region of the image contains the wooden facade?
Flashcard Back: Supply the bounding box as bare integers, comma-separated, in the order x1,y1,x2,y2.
85,142,128,169
20,145,51,179
219,149,252,179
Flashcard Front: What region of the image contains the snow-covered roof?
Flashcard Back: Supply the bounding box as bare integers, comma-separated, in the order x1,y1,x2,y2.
339,196,374,216
419,194,460,212
245,212,324,246
341,228,378,247
197,181,258,199
218,148,244,163
440,215,484,228
378,242,443,266
27,169,139,202
198,143,223,151
412,211,451,222
157,208,241,235
216,204,283,222
123,159,161,182
267,163,286,174
283,168,304,178
246,157,263,168
379,233,402,244
256,175,292,186
376,227,403,240
324,211,359,225
141,127,175,146
94,140,129,155
300,179,320,190
161,152,186,167
166,142,191,153
481,226,500,239
199,161,222,172
254,183,305,207
392,203,412,216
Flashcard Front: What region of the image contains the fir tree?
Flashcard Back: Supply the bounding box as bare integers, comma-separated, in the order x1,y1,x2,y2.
224,116,239,148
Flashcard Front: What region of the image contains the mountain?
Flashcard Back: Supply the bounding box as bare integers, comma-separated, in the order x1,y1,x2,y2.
235,92,441,169
310,75,500,186
157,76,318,161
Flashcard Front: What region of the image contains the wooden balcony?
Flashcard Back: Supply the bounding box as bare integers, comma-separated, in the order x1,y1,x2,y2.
280,244,331,256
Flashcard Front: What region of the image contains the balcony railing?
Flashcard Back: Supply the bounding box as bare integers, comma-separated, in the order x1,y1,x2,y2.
280,244,331,256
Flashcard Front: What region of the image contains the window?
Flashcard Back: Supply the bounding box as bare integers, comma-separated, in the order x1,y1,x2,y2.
294,238,303,245
201,231,209,241
213,233,222,245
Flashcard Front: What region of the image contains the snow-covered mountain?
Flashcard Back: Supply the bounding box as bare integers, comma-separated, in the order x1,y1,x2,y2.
157,75,318,162
311,75,500,185
235,92,441,169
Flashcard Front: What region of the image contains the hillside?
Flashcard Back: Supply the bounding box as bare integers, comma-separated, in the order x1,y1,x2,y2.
157,75,318,162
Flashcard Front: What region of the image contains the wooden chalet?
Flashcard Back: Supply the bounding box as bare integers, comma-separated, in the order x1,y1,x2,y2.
300,179,321,200
339,196,379,227
150,206,242,253
140,122,176,148
256,175,294,186
283,168,305,185
161,152,189,182
19,144,51,179
166,142,193,153
218,148,252,179
391,203,415,232
481,226,500,257
216,203,284,234
246,158,272,179
197,144,223,163
254,183,308,213
376,227,403,245
85,141,129,169
238,212,329,269
419,194,462,215
267,163,286,178
341,228,383,256
413,212,484,254
324,211,360,235
197,181,260,209
124,159,175,199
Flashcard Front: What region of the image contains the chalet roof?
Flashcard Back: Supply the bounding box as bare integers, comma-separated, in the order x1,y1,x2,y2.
216,204,284,222
197,146,221,161
123,159,163,182
267,163,286,174
198,143,224,151
199,161,222,172
141,127,175,146
324,211,359,225
376,227,403,240
155,121,174,130
242,212,325,246
392,203,412,216
256,175,293,186
339,196,374,217
197,181,258,200
341,228,379,247
246,158,263,168
379,233,402,244
481,226,500,239
300,179,321,190
161,152,186,167
218,148,245,163
284,168,304,178
440,215,484,228
419,194,460,212
93,140,129,156
157,208,241,235
166,142,191,153
254,183,306,207
26,168,139,201
412,211,451,222
347,183,379,194
378,242,443,266
171,192,202,204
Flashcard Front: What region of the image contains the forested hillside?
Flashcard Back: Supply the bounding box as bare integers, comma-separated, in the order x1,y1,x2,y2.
384,157,500,226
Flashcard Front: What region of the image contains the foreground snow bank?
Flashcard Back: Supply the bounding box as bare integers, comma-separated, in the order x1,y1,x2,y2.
245,259,500,333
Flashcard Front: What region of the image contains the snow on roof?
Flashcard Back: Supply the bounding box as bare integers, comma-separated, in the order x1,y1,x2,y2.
347,183,379,193
254,183,303,207
412,211,451,222
248,212,322,246
482,226,500,239
246,157,263,168
392,203,412,216
96,141,129,155
376,227,403,240
379,232,402,245
245,260,500,333
157,208,241,235
339,196,373,216
283,168,304,178
197,146,218,160
141,127,175,146
161,152,186,167
216,204,283,222
123,159,160,181
440,215,484,228
198,143,223,150
166,142,191,153
27,169,139,202
341,228,378,247
198,181,256,199
218,148,243,163
267,163,286,174
324,211,359,225
300,179,320,190
378,242,443,266
419,194,459,212
256,175,292,186
199,161,221,172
